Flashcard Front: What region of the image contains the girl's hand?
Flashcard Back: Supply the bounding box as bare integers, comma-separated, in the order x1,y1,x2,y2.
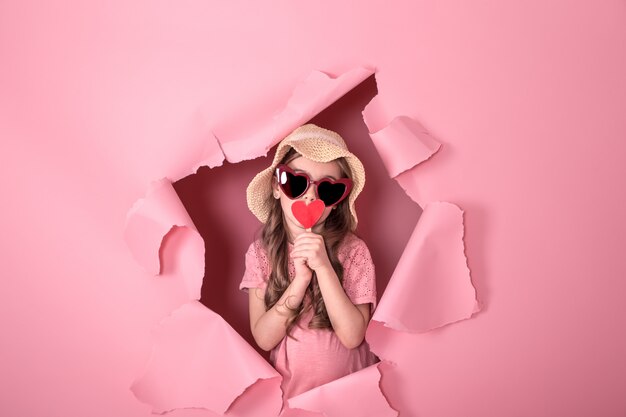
292,256,313,282
291,232,332,273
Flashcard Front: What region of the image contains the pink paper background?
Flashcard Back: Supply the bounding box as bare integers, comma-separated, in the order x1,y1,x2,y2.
1,1,625,417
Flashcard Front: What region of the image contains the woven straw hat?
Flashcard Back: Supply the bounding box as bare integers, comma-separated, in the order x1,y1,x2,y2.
246,123,365,230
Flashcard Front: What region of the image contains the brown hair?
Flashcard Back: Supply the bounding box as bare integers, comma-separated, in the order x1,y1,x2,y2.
260,148,355,336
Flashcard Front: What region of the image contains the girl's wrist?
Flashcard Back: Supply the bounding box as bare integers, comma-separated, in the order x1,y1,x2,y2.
293,273,312,284
313,263,335,277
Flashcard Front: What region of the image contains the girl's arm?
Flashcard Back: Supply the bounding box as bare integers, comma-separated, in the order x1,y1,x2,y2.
249,268,311,351
291,233,370,349
314,265,370,349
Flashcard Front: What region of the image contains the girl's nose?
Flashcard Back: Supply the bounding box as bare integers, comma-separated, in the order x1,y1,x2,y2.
303,183,317,201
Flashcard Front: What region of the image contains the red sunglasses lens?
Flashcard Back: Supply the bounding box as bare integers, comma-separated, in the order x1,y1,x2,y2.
278,169,308,199
317,180,348,206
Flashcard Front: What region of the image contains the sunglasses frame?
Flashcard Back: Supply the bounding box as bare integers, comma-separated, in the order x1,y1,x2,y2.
275,164,353,207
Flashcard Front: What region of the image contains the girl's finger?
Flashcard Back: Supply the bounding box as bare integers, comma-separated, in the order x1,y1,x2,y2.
295,247,320,257
290,250,310,259
292,243,319,251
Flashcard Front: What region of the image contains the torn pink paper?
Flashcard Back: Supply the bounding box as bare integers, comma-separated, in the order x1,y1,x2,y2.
371,201,479,333
188,128,226,178
363,95,441,178
221,67,375,163
125,65,479,416
168,109,226,183
130,300,281,415
286,362,397,417
158,225,206,303
124,179,199,276
226,376,285,417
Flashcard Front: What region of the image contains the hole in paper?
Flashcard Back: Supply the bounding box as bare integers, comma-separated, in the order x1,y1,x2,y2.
173,74,422,365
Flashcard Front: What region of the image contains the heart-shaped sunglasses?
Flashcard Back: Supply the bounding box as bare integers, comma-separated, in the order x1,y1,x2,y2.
275,164,353,207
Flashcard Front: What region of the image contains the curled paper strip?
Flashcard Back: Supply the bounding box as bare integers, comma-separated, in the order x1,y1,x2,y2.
363,96,441,178
130,300,281,415
124,179,205,300
372,201,479,332
221,67,375,163
124,178,199,276
287,362,397,417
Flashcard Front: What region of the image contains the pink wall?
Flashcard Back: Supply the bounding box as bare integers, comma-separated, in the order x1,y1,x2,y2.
1,1,625,416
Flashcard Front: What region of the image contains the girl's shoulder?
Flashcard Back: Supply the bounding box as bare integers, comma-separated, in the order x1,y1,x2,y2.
248,237,266,253
338,232,371,258
245,238,270,268
245,238,262,256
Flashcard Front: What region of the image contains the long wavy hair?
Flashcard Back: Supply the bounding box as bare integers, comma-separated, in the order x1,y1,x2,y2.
260,147,355,337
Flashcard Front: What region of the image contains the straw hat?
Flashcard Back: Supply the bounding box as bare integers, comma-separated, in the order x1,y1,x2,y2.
246,124,365,229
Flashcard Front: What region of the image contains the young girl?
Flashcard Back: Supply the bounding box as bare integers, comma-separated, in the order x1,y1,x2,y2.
240,123,378,399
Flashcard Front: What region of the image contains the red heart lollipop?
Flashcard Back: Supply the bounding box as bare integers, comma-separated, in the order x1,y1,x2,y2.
291,200,325,230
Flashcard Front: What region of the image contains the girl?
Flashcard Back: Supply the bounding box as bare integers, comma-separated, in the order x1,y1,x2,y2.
240,123,378,399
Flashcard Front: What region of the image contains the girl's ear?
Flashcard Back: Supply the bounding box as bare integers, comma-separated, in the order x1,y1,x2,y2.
271,177,280,199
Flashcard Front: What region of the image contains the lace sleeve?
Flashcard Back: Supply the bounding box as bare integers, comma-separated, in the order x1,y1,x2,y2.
239,240,269,292
341,238,377,310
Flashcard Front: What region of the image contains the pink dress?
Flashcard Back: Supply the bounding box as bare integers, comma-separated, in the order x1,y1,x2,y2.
239,232,378,399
